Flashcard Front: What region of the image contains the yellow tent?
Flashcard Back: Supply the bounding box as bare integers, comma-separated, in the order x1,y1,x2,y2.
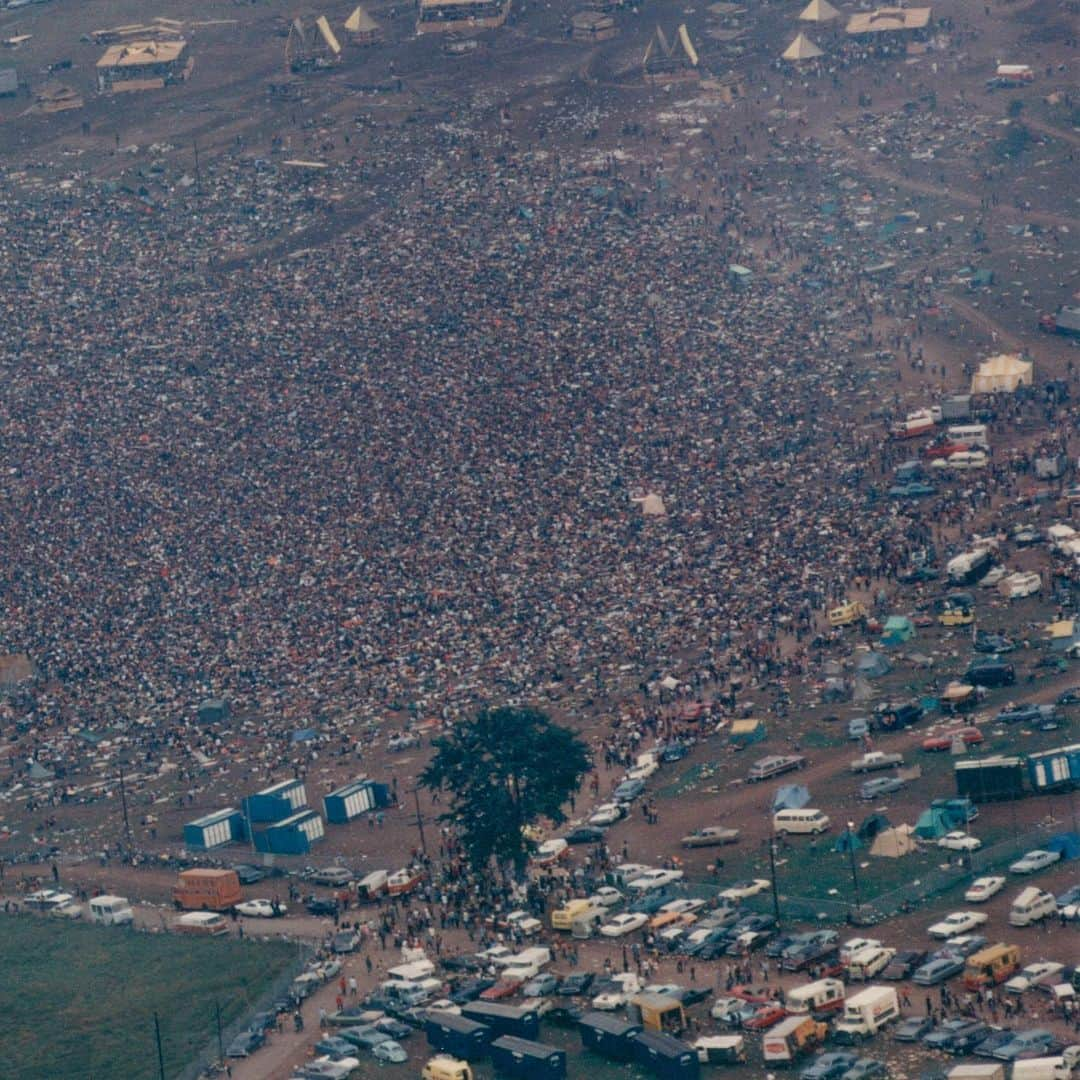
782,32,824,60
799,0,841,21
970,353,1032,394
1046,619,1075,639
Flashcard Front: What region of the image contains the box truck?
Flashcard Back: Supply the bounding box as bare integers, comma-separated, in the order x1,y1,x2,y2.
171,868,242,911
832,986,900,1042
762,1015,827,1066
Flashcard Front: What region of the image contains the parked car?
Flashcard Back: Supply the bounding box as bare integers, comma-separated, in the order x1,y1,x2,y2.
612,779,646,803
719,879,770,901
681,826,741,848
232,864,268,885
372,1041,407,1064
894,1015,933,1041
226,1029,265,1059
1004,961,1065,993
564,825,606,845
913,956,965,985
936,934,989,960
938,831,982,852
556,973,595,996
236,898,287,918
305,897,340,917
314,1036,360,1061
923,1017,988,1052
882,950,926,980
992,1028,1060,1060
332,930,361,953
972,1027,1017,1057
628,869,684,892
589,886,624,908
799,1053,860,1079
600,913,648,937
928,912,988,938
859,777,906,800
922,727,983,751
743,1004,787,1030
840,1062,888,1080
449,977,495,1005
296,1056,362,1079
523,973,558,997
588,803,626,826
302,867,353,887
1010,850,1061,874
964,876,1006,903
373,1018,411,1039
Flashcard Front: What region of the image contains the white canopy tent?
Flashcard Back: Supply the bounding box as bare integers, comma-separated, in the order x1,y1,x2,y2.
970,353,1032,394
782,32,825,60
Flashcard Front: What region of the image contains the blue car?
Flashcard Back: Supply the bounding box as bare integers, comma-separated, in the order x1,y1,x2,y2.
613,778,645,802
913,956,964,985
993,1029,1059,1060
314,1035,359,1060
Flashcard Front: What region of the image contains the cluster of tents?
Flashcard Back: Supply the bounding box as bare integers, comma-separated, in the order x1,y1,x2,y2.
782,0,839,63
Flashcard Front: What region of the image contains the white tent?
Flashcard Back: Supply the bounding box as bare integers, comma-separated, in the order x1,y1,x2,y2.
633,492,667,516
799,0,841,21
870,824,916,858
345,4,379,32
781,32,824,60
970,353,1032,394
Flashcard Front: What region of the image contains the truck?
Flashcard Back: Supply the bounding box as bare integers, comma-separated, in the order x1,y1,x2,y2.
761,1015,827,1066
746,754,806,783
850,751,904,774
831,986,900,1043
892,409,935,439
932,396,972,423
88,895,134,926
1011,1058,1077,1080
785,978,845,1018
172,868,242,911
945,1066,1005,1080
1039,306,1080,337
947,549,993,585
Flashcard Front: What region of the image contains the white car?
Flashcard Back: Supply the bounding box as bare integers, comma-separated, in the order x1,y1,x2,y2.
938,832,982,852
49,901,84,919
928,911,989,939
588,886,624,909
1009,849,1061,875
719,878,771,902
627,869,684,893
592,973,641,1010
599,913,649,937
626,759,660,782
964,876,1006,903
236,899,287,918
299,1056,362,1079
658,898,705,916
710,995,743,1021
1005,961,1065,994
980,566,1007,588
589,803,626,827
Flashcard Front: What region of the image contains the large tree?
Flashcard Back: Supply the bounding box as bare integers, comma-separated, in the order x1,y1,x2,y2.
421,706,591,876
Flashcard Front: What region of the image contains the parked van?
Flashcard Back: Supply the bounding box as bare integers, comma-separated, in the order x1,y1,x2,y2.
762,1015,827,1066
357,869,390,902
172,868,242,911
1000,571,1041,600
963,944,1020,989
174,911,229,936
1011,1059,1073,1080
388,958,437,982
935,451,988,471
828,601,866,628
551,899,597,931
785,978,845,1017
965,661,1015,688
1009,887,1057,927
948,549,993,585
89,895,134,926
748,755,806,783
423,1057,474,1080
848,717,870,741
773,809,830,835
832,986,900,1042
946,425,989,448
848,946,896,982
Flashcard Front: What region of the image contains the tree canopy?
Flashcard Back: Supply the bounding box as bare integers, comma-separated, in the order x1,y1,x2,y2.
421,706,591,875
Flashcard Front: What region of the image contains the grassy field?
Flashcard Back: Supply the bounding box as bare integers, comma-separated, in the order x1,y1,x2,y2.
0,917,297,1080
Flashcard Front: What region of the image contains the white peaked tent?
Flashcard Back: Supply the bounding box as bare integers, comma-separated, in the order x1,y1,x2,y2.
344,4,381,41
633,492,668,516
870,824,917,858
799,0,841,21
782,32,824,60
970,353,1033,394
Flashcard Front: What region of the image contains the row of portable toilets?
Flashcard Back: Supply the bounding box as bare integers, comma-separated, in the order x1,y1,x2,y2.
427,1005,700,1080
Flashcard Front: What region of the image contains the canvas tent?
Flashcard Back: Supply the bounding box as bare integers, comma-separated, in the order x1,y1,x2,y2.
781,32,824,60
344,4,381,43
729,717,766,746
913,804,951,838
870,825,916,857
638,492,667,516
1046,832,1080,860
773,784,810,811
881,615,915,646
858,813,890,841
856,651,893,678
799,0,840,19
970,353,1032,394
833,830,863,853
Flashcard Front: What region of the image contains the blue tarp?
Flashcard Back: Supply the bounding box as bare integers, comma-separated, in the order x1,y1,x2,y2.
856,652,893,678
773,784,810,811
291,728,318,744
834,831,863,853
1046,832,1080,860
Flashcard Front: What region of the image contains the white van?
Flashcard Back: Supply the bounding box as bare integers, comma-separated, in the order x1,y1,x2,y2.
848,946,896,981
945,451,988,470
947,424,989,448
1000,571,1041,599
388,958,436,982
1008,886,1057,927
89,895,134,926
174,911,229,936
785,978,845,1017
1011,1059,1073,1080
773,809,830,835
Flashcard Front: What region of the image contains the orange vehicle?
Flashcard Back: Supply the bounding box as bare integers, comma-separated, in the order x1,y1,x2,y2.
172,868,242,911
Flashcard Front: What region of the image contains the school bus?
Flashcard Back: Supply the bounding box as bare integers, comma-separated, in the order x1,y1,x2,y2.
963,943,1020,990
828,601,866,628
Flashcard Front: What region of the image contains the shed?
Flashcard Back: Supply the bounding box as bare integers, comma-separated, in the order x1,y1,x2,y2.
426,1011,492,1058
772,784,810,811
344,4,382,45
490,1035,567,1080
183,807,246,850
633,1030,700,1080
578,1012,642,1061
728,264,753,287
781,32,824,61
630,993,686,1035
881,615,915,646
798,0,840,20
728,718,766,747
244,778,307,823
324,778,385,823
0,67,17,97
460,1003,540,1041
198,698,229,724
253,808,324,854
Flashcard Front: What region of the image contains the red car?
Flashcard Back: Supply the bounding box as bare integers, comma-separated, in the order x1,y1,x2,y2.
730,985,772,1004
480,977,523,1001
743,1005,788,1030
924,440,972,460
922,727,984,752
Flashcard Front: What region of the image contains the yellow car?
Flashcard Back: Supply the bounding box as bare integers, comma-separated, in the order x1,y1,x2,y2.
939,608,974,627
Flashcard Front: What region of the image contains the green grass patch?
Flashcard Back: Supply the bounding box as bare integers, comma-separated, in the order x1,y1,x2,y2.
0,917,297,1080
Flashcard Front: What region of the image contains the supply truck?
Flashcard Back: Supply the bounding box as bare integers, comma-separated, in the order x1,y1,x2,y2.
762,1015,827,1066
832,986,900,1043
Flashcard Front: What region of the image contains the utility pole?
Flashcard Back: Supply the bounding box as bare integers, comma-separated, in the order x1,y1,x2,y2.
194,137,201,197
767,837,781,925
412,786,427,855
118,763,132,844
153,1012,166,1080
215,1001,224,1064
846,822,863,917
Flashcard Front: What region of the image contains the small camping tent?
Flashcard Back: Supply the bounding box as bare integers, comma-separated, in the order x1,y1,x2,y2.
881,616,915,646
782,32,824,60
729,718,767,747
833,830,863,853
856,651,893,678
914,804,951,839
870,825,916,857
858,813,890,841
773,784,811,811
970,353,1033,394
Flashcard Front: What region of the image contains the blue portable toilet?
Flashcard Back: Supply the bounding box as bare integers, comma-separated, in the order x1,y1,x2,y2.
183,807,246,850
324,779,379,824
1028,744,1080,791
633,1031,699,1080
460,1004,539,1041
244,779,308,823
426,1012,491,1058
578,1012,642,1061
253,809,325,854
490,1036,566,1080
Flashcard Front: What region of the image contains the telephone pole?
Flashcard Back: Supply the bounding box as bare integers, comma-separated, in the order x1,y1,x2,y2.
118,763,132,843
153,1012,166,1080
412,786,427,854
767,838,781,925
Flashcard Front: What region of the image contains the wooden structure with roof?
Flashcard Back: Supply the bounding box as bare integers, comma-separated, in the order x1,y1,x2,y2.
344,5,382,45
95,38,191,92
417,0,511,34
572,10,617,41
285,15,342,73
798,0,841,21
845,7,932,35
643,24,701,83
